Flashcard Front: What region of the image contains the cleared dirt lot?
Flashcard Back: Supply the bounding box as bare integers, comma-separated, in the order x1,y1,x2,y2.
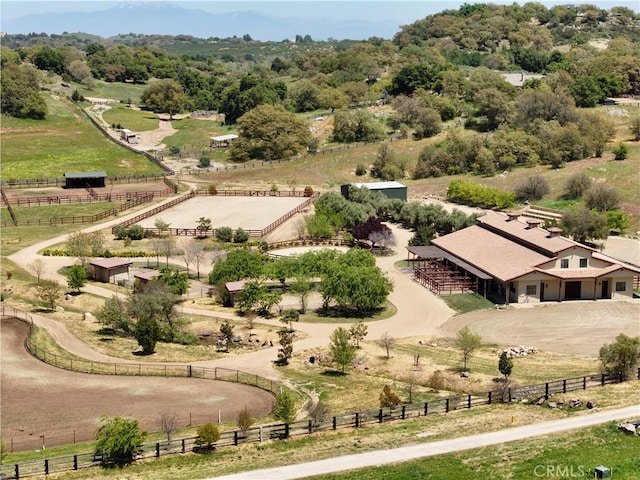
0,318,274,451
439,301,640,356
2,182,170,202
136,196,310,230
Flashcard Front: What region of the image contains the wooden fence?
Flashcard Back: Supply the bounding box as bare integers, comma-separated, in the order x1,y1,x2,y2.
2,365,637,479
1,305,638,478
111,190,316,238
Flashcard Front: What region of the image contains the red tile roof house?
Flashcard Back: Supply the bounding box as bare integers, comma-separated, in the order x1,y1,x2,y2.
408,211,640,305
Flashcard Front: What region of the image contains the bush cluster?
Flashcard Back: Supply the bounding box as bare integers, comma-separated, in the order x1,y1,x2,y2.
446,179,516,209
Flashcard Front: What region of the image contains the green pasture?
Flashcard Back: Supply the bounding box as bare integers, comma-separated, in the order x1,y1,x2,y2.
442,293,495,314
163,117,236,149
80,79,154,103
101,105,159,132
1,96,164,180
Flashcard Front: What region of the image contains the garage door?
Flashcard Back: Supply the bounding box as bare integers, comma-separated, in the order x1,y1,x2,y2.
565,281,581,299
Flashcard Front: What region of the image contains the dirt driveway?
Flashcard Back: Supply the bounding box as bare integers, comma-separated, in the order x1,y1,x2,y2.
439,301,640,356
1,318,274,451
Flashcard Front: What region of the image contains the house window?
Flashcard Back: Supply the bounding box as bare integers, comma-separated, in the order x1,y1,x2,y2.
560,259,569,269
615,281,626,292
526,285,537,295
509,282,516,293
579,258,588,268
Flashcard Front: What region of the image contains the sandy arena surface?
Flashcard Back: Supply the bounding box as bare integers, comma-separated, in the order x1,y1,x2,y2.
136,196,309,230
1,318,274,451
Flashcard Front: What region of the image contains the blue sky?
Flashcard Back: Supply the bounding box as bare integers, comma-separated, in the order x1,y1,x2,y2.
2,0,638,22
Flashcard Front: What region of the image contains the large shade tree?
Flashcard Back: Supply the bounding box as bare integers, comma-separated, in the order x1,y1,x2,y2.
229,104,313,162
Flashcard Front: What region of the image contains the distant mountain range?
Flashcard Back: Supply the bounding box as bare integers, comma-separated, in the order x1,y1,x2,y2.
1,3,402,40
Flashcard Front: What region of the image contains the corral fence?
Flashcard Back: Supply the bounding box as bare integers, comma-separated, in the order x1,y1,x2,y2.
2,305,639,478
111,190,316,238
0,173,171,189
2,364,637,479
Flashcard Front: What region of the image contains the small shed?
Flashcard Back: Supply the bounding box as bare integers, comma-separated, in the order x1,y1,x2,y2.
133,268,158,292
210,134,239,148
341,181,407,201
64,171,107,189
224,280,247,307
90,258,132,283
120,129,138,144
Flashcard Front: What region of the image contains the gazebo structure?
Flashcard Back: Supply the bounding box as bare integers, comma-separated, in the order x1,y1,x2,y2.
224,280,247,307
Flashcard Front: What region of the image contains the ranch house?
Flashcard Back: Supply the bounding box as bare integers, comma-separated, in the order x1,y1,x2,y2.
408,211,640,304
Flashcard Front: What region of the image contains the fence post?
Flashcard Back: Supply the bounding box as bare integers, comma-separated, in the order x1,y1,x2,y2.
424,402,429,416
378,409,383,423
284,423,290,438
15,463,19,479
545,382,549,399
332,416,337,430
637,367,640,380
188,365,192,378
445,398,450,413
45,459,49,475
308,420,313,434
508,388,512,403
354,412,360,428
488,391,492,405
234,431,238,446
401,405,406,419
467,395,472,409
73,455,78,470
563,379,567,393
601,373,605,386
583,376,587,390
181,439,185,454
156,443,160,458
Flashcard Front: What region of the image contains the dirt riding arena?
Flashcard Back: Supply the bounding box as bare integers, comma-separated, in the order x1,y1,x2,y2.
1,318,274,451
136,196,310,230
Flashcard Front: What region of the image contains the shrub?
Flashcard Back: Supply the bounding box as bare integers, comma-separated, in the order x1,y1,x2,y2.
215,226,233,243
304,186,314,197
95,417,146,466
233,228,249,243
612,143,628,160
198,156,211,168
168,146,180,156
514,174,550,202
446,179,515,209
195,423,220,451
208,184,218,195
427,370,445,392
565,172,592,199
355,164,367,176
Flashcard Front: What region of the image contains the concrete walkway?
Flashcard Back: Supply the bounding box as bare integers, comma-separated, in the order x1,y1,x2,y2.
208,405,640,480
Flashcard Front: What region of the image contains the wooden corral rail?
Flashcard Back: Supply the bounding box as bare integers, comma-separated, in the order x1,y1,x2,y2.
413,263,476,295
0,173,170,189
111,190,316,238
266,237,348,256
49,196,153,225
0,189,18,226
2,187,174,207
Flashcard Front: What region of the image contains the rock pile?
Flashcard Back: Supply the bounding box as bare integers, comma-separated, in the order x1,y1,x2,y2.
496,346,538,358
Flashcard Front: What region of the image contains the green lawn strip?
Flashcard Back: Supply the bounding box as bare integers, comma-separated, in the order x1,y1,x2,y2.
298,301,396,324
1,97,164,180
101,105,159,132
441,293,495,314
305,422,640,480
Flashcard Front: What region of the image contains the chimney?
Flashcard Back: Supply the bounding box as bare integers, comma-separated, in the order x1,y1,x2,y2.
506,211,520,221
526,219,542,229
547,227,563,238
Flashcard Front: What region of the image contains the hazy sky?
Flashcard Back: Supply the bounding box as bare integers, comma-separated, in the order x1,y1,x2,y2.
2,0,638,22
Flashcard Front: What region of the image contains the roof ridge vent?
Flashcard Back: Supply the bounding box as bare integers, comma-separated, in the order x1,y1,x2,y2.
547,226,563,238
525,218,542,229
506,211,520,221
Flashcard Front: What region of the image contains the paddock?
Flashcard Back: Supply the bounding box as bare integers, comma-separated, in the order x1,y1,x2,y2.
135,196,310,231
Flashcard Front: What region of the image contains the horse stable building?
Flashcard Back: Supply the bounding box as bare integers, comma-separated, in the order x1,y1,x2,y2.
407,211,640,305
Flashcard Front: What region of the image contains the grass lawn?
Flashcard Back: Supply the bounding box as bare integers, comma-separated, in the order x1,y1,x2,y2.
101,104,159,132
81,79,154,103
163,117,237,150
298,301,397,324
0,96,164,180
442,293,495,314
